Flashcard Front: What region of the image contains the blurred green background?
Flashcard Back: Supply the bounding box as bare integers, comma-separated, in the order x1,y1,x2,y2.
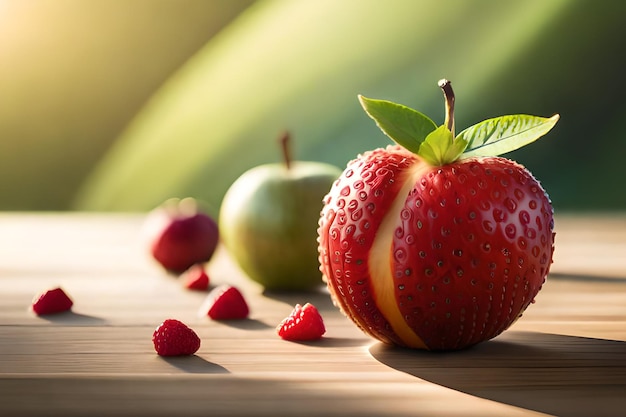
1,0,625,216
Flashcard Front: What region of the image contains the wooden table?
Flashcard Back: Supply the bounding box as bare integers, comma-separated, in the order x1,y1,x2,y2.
1,213,625,417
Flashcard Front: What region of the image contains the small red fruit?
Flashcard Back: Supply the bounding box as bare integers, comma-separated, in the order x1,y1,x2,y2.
152,319,201,356
277,303,326,341
200,285,249,320
182,265,210,291
144,197,219,274
31,287,73,315
318,80,559,350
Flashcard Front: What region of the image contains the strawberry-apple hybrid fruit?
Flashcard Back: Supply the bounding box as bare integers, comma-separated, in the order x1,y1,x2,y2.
318,80,559,351
220,133,343,291
144,197,219,274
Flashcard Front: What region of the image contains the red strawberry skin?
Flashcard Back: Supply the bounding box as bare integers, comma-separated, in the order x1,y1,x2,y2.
152,319,201,356
31,287,73,315
318,146,554,350
201,285,249,320
318,147,416,346
277,303,326,341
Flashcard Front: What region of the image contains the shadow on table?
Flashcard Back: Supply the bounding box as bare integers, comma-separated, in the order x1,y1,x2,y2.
160,354,229,374
36,310,108,325
369,331,626,417
279,336,369,348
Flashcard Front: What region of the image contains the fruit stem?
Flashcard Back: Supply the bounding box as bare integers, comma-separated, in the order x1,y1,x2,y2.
438,79,455,137
280,131,292,170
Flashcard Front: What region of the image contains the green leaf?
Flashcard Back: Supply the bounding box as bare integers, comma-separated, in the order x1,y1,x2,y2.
358,95,437,153
459,114,560,158
418,125,469,166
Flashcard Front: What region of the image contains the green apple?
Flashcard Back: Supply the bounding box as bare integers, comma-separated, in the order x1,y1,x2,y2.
219,133,342,291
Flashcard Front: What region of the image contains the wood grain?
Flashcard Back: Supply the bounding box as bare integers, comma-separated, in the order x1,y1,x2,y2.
1,213,625,417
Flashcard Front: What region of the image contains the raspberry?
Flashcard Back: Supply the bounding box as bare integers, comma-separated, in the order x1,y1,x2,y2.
152,319,201,356
182,265,210,291
277,303,326,341
31,287,73,315
200,285,249,320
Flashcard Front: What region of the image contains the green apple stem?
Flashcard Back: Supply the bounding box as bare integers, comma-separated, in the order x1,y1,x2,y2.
438,79,455,137
280,131,292,170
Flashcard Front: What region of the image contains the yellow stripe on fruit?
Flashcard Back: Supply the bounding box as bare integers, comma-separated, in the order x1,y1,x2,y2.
368,162,430,349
